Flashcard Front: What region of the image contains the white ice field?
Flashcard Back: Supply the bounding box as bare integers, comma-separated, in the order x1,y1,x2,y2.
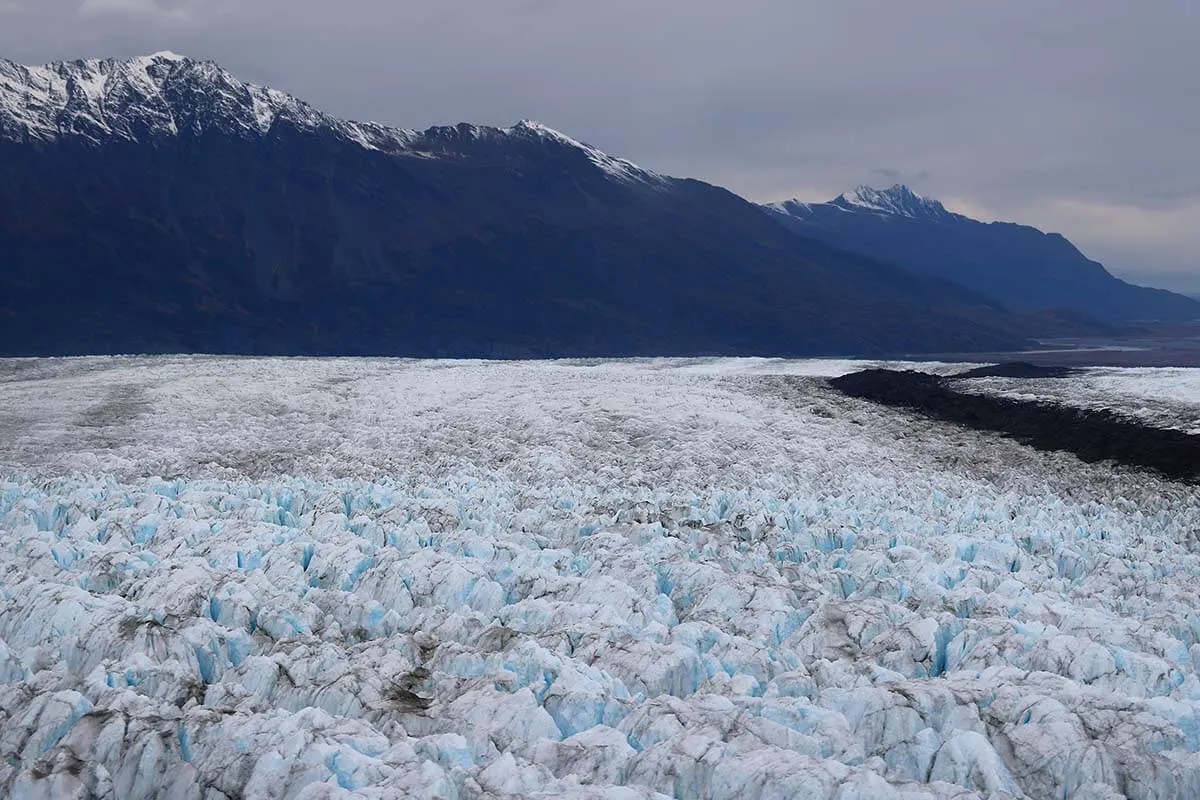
951,367,1200,436
1,356,1199,800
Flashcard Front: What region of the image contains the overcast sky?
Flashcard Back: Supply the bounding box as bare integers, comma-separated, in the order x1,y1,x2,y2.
2,0,1197,292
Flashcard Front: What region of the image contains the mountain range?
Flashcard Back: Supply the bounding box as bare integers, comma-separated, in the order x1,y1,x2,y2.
0,53,1192,358
763,185,1198,323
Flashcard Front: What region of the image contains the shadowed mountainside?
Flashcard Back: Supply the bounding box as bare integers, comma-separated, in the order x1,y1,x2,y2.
765,186,1200,324
0,54,1029,358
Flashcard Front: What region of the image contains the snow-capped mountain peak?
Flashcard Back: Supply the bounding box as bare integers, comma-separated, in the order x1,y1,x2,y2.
0,54,664,186
0,52,369,144
763,184,953,224
831,184,951,219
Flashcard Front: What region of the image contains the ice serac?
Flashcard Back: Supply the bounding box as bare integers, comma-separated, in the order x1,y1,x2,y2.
0,53,1033,358
1,358,1200,797
762,185,1200,322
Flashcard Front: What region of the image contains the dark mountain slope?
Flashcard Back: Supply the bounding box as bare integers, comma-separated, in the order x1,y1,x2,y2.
764,186,1200,324
0,54,1025,357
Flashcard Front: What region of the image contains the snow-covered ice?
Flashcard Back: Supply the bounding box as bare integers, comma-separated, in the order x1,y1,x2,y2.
1,356,1198,799
955,366,1200,435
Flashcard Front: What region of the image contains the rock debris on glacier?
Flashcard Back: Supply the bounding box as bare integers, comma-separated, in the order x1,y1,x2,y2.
0,357,1198,799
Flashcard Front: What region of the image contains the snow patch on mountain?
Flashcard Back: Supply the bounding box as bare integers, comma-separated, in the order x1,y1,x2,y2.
763,198,815,217
1,357,1199,798
508,119,664,186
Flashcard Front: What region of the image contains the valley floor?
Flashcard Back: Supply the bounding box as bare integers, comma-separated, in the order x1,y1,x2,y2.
922,320,1200,369
1,357,1199,799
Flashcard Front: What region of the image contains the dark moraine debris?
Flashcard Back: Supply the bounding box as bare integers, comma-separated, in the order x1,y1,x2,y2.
954,362,1077,379
829,369,1200,482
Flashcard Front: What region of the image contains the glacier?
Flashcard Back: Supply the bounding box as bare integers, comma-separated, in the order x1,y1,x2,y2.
1,356,1199,799
953,367,1200,436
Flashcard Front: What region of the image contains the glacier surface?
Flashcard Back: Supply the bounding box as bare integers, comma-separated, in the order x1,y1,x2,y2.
954,367,1200,436
1,357,1198,799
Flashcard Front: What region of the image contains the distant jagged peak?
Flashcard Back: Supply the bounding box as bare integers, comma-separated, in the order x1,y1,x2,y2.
764,184,954,222
832,184,951,219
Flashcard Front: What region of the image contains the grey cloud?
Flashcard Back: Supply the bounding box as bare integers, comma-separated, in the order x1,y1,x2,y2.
1,0,1197,290
872,169,931,187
